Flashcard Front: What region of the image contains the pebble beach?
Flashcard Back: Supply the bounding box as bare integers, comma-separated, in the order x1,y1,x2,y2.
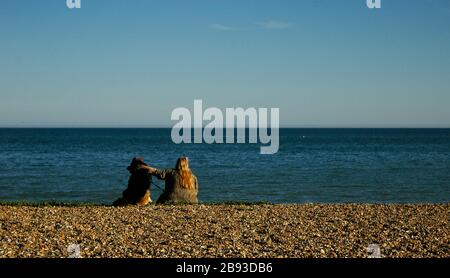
0,204,448,258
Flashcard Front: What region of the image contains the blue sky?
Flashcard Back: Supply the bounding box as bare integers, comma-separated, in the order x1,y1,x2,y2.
1,0,449,127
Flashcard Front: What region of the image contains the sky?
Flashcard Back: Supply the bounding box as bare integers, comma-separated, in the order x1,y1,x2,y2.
0,0,449,128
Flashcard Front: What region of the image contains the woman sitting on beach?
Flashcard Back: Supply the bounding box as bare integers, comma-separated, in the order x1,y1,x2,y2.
138,157,199,204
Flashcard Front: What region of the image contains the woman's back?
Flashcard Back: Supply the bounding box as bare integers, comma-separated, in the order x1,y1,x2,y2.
153,168,199,204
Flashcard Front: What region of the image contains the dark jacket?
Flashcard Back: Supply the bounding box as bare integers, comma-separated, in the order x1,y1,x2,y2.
153,169,199,204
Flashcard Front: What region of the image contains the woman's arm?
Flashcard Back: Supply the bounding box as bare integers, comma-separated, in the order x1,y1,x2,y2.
138,165,173,180
138,165,157,174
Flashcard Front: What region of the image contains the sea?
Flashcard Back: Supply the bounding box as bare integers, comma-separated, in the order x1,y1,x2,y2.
0,128,449,204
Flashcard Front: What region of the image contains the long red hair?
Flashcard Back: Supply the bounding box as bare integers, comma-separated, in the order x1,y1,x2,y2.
176,157,195,189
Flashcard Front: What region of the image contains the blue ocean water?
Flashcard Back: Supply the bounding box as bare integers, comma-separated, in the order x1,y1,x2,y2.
0,128,449,204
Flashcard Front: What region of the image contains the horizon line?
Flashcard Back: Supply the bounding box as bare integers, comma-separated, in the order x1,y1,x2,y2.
0,126,449,129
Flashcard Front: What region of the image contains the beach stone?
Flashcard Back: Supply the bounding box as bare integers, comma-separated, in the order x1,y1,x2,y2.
0,204,448,258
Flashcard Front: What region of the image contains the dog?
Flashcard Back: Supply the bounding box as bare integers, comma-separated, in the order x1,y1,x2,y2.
112,157,152,206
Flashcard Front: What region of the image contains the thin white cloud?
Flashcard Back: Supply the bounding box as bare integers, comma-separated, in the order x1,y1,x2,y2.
209,20,292,31
255,20,292,30
208,23,241,31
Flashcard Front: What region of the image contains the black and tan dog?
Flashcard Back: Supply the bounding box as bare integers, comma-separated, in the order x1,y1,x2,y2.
113,157,152,206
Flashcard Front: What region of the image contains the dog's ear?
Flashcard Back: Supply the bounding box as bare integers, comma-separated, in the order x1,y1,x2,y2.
133,157,146,164
127,157,148,171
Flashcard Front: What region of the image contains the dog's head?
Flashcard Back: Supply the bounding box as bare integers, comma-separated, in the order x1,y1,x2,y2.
127,157,148,173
